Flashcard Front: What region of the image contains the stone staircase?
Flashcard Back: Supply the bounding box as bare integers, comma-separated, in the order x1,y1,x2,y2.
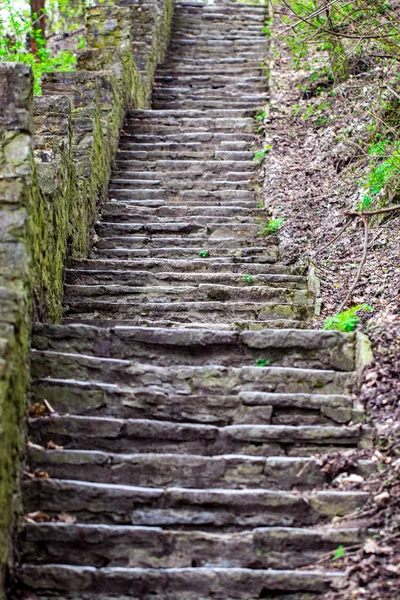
16,1,373,598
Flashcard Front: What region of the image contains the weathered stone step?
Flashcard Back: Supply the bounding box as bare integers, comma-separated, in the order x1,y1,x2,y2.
114,160,256,173
20,522,370,570
22,479,369,527
17,564,343,599
153,79,267,90
31,376,358,425
32,355,355,396
119,132,255,144
27,449,373,490
68,258,307,275
28,416,371,456
32,325,354,372
118,141,252,152
91,246,277,262
94,222,267,242
127,108,256,120
63,299,311,323
65,269,305,288
92,235,275,252
63,284,311,306
152,99,265,110
105,193,257,207
117,149,255,160
107,197,257,208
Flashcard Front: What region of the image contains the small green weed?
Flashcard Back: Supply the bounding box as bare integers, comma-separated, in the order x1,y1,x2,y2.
323,304,373,332
258,218,285,236
198,250,210,258
332,545,346,559
242,274,255,285
255,358,271,367
253,145,272,165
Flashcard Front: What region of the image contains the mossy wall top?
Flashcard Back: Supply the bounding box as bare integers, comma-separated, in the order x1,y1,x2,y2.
0,1,173,597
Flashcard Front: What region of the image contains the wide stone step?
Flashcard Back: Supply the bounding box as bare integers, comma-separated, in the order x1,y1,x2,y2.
117,141,252,152
68,258,307,275
153,80,267,91
31,370,359,424
119,132,255,144
92,235,276,251
28,416,371,456
114,160,256,173
18,564,343,599
63,284,311,306
27,449,373,490
32,324,354,372
20,522,370,570
32,354,355,397
22,479,369,527
91,247,278,262
152,100,264,110
117,149,254,160
102,200,259,214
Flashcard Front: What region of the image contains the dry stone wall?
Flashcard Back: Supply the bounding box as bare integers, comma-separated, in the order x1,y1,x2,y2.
0,1,173,596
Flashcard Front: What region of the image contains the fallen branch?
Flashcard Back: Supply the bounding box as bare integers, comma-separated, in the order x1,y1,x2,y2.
314,217,352,256
337,215,369,313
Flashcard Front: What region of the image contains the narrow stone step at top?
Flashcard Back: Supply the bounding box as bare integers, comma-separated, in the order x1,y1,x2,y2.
63,284,312,306
153,79,267,91
20,522,370,570
17,564,344,599
27,449,373,490
68,258,307,275
22,479,369,527
28,415,371,456
63,299,312,324
65,269,306,289
152,99,266,110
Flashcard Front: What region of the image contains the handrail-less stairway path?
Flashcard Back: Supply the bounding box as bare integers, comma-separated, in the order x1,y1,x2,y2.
17,1,373,598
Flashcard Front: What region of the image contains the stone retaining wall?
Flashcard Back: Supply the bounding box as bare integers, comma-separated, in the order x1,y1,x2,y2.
0,1,173,595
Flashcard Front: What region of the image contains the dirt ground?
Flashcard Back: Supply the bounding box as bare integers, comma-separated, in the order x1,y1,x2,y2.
262,10,400,599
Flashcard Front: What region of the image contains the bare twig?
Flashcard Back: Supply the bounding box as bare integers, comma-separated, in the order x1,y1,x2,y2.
337,215,369,313
315,217,352,256
343,204,400,217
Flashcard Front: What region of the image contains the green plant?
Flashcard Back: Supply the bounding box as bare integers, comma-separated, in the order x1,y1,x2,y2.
323,304,373,332
253,144,272,165
198,250,210,258
332,545,346,559
258,218,285,236
0,0,78,94
242,274,255,285
255,358,271,367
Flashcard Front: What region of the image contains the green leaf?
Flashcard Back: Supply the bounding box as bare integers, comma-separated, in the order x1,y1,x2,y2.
332,545,346,559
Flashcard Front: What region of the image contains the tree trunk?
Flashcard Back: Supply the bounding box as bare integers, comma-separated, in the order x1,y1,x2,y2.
30,0,46,53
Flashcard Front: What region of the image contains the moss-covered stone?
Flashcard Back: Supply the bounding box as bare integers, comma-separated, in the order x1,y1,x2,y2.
0,0,173,595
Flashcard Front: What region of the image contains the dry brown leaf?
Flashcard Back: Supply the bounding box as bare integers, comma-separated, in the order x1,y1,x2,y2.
58,513,77,524
46,440,64,450
29,402,47,418
22,511,52,523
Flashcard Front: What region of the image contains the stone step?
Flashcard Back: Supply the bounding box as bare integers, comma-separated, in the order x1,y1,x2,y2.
17,564,343,599
91,246,278,262
119,132,256,144
94,221,268,241
27,449,373,490
153,80,267,91
116,149,255,160
65,269,306,288
114,160,256,173
20,522,370,570
68,258,307,275
105,193,257,206
63,299,312,323
118,141,252,152
152,99,265,110
31,377,358,425
63,284,312,306
31,325,355,373
28,415,371,456
22,479,369,527
32,355,356,397
92,235,276,251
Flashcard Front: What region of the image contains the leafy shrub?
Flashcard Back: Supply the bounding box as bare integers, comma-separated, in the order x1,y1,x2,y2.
323,304,373,332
